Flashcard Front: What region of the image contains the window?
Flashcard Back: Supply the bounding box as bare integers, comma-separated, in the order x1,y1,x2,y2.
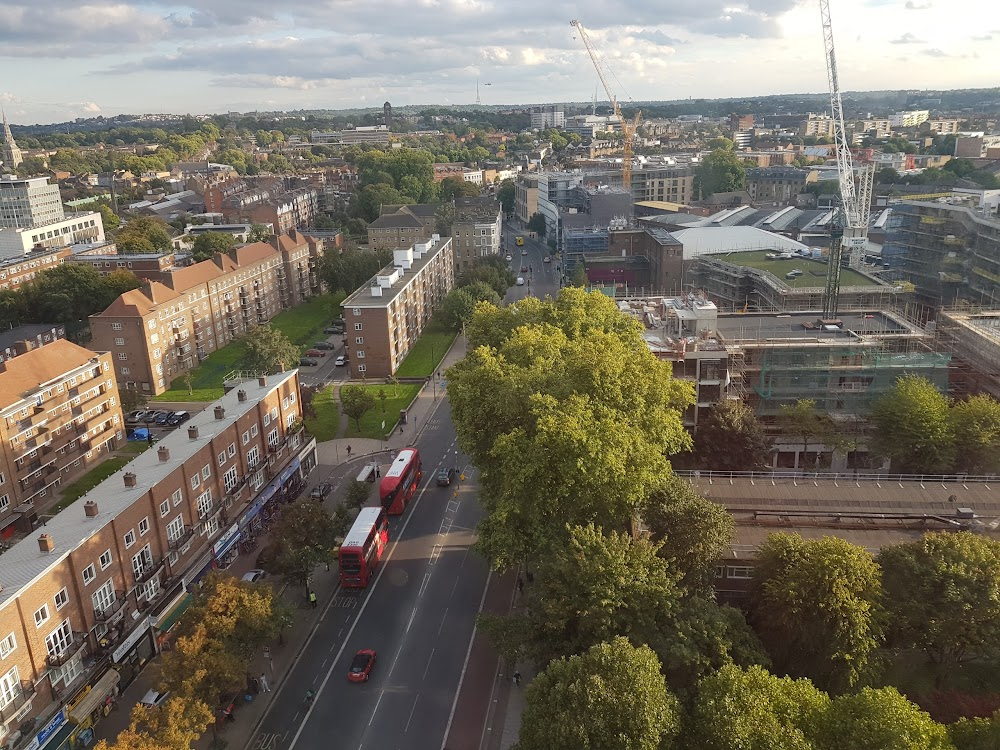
82,564,96,584
132,545,153,579
138,517,149,536
166,515,184,543
250,424,258,438
45,620,73,658
100,549,113,569
242,430,250,446
726,566,754,580
114,338,125,346
0,494,7,513
251,470,265,491
223,466,238,493
172,489,183,507
202,465,211,480
267,429,279,448
247,446,260,468
358,364,367,373
120,367,130,376
354,323,363,331
357,350,365,359
190,473,200,490
54,588,69,610
355,337,364,345
197,491,213,520
92,580,115,615
228,443,236,458
34,604,50,628
117,352,127,361
352,307,361,316
159,499,170,518
0,634,17,659
111,322,123,331
124,529,136,549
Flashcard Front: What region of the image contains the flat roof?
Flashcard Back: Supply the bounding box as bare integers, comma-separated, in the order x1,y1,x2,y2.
341,237,451,309
707,250,882,289
0,371,297,610
0,323,62,350
713,311,908,341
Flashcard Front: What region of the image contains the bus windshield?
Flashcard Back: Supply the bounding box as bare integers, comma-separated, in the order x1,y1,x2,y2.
340,553,362,574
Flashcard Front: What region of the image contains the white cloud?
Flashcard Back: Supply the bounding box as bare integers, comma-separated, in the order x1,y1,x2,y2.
890,32,924,44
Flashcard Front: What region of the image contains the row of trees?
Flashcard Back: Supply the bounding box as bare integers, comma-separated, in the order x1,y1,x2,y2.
440,256,512,329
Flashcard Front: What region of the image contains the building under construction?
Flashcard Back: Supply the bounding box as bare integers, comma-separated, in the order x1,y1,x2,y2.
935,308,1000,400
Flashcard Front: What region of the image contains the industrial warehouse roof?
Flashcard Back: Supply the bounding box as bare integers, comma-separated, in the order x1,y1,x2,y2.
671,226,810,257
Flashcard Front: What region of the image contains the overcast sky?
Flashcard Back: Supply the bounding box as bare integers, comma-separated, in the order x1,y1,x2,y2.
2,0,998,125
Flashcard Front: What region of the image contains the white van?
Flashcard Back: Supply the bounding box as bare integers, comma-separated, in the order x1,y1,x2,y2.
516,277,525,286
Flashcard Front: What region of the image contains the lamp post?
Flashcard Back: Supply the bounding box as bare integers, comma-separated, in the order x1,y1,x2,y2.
431,342,437,399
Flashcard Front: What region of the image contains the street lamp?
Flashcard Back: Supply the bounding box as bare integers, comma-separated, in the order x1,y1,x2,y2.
431,342,437,399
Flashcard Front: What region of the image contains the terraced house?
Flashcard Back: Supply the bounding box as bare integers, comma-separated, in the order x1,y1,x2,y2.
89,231,322,395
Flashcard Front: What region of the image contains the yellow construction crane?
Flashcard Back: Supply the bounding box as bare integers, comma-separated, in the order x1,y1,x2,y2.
570,19,641,191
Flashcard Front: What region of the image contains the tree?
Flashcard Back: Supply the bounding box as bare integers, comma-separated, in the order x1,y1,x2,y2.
457,259,514,298
351,183,413,222
94,697,214,750
777,399,836,468
641,475,734,595
441,283,501,329
97,203,120,231
696,148,748,197
685,664,829,750
871,374,955,474
116,216,172,254
750,533,884,694
439,177,481,201
119,388,148,414
448,289,693,570
949,395,1000,474
693,400,772,471
950,712,1000,750
270,501,342,588
812,687,952,750
515,638,681,750
526,212,546,237
248,223,271,242
190,232,236,262
434,201,456,236
570,264,587,287
497,178,515,214
346,480,371,509
879,532,1000,676
319,247,391,294
341,385,376,431
240,324,300,374
708,136,735,150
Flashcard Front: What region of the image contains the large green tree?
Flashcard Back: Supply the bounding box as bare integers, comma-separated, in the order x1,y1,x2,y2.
696,148,748,197
440,282,501,329
497,178,515,214
448,288,693,569
319,247,391,293
949,395,1000,474
750,533,884,694
190,231,237,262
777,399,837,469
812,687,952,750
642,475,734,595
515,637,681,750
116,216,173,254
240,324,300,374
871,374,955,474
694,400,773,471
526,212,546,237
879,532,1000,674
950,712,1000,750
341,385,376,430
270,501,342,588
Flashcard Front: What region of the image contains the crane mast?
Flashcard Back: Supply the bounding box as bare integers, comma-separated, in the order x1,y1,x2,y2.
571,20,640,192
819,0,874,318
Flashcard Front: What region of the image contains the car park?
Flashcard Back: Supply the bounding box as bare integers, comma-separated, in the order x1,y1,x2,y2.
310,482,333,501
299,357,319,367
305,348,326,358
167,411,190,427
335,355,347,366
437,467,456,486
347,650,377,683
154,411,175,426
126,410,147,423
313,341,336,350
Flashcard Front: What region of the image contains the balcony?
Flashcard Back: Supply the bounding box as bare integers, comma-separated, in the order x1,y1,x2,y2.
0,680,36,724
46,632,88,668
94,592,126,622
133,556,166,586
168,525,195,551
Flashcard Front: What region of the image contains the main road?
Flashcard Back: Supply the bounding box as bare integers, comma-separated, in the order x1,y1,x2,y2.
502,226,561,301
247,399,489,750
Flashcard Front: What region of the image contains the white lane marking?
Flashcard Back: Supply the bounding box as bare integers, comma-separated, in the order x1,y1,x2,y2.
405,608,418,634
287,472,437,750
368,691,384,726
438,609,449,636
423,649,436,681
450,577,460,599
440,569,493,750
405,695,420,733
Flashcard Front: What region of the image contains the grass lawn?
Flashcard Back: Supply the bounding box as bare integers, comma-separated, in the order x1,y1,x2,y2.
342,383,423,440
394,320,458,378
153,293,345,402
711,250,879,289
304,385,341,442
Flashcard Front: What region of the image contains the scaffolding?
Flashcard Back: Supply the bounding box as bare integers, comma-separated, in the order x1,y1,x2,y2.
934,308,1000,400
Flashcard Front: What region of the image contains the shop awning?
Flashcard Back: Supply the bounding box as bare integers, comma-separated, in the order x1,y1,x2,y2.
156,593,192,633
69,669,120,723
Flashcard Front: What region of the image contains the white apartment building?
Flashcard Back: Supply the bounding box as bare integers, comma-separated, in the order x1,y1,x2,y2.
890,110,930,128
462,169,484,185
0,213,105,260
530,105,565,130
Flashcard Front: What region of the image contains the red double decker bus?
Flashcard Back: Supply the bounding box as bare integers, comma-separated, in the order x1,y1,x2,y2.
338,507,389,588
379,448,423,515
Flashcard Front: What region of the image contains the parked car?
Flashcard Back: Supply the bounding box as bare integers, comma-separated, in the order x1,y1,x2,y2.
348,649,377,683
241,569,267,583
437,467,456,486
142,410,166,424
335,355,347,366
139,690,171,709
310,482,333,501
154,411,175,426
126,410,148,423
299,357,319,367
313,341,336,350
305,349,326,358
166,411,190,427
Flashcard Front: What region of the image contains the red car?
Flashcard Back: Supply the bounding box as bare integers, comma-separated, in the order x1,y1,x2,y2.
305,348,326,358
348,649,377,683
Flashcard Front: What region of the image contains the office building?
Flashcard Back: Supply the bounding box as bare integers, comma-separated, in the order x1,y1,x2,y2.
514,174,538,225
0,373,313,750
530,105,565,130
0,341,124,537
0,176,105,260
340,237,454,378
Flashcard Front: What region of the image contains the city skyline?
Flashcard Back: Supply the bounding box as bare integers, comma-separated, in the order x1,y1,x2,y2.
1,0,998,125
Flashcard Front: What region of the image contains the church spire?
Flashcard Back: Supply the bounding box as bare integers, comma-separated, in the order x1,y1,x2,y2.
2,108,24,171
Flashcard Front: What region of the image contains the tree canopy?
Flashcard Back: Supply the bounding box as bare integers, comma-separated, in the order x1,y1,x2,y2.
190,232,237,262
526,212,546,236
240,324,300,374
116,216,173,255
693,400,773,471
497,178,515,214
341,385,376,430
949,395,1000,474
319,246,392,293
696,148,748,197
270,500,343,587
871,374,954,474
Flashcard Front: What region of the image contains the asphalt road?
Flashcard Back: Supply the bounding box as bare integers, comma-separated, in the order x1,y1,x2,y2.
297,332,352,388
247,398,489,750
503,229,561,302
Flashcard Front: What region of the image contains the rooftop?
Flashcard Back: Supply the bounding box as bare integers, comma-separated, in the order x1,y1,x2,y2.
0,339,103,405
341,236,451,309
712,311,910,341
0,371,297,609
670,226,812,257
0,323,63,351
710,250,882,289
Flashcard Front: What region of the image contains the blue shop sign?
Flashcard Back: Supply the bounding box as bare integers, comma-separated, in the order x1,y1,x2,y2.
277,458,300,486
25,708,66,750
213,523,241,558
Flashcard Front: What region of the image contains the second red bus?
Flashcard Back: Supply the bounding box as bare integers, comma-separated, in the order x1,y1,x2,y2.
338,507,389,588
379,448,422,515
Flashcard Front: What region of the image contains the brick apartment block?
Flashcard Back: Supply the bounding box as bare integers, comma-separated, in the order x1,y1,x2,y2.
0,372,314,749
366,204,437,251
0,324,66,365
341,237,454,379
89,232,323,395
0,341,125,538
0,247,73,292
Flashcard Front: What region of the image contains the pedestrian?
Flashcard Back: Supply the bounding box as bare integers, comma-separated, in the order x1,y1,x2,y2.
346,445,352,456
309,590,317,609
375,466,381,478
516,576,524,595
513,671,521,686
259,672,270,693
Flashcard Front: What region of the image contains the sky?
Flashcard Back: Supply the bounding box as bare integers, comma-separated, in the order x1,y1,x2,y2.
1,0,998,125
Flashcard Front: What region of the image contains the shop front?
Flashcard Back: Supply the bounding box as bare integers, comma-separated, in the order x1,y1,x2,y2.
212,523,241,569
61,669,122,750
110,617,156,687
21,707,67,750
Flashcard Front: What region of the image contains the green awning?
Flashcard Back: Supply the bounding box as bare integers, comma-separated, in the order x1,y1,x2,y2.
156,594,192,632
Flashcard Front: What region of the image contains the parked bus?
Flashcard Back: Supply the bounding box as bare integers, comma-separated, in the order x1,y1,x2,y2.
338,507,389,588
379,448,423,515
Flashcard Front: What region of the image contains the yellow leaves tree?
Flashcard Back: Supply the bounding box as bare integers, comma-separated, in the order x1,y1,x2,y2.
93,697,213,750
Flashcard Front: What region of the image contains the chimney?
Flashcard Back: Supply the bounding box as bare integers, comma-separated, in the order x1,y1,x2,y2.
187,425,199,440
237,389,247,402
38,534,54,553
258,376,268,387
214,405,226,420
123,472,137,488
157,446,170,462
84,500,99,517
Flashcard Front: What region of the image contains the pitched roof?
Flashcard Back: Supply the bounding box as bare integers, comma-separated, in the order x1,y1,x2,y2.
368,212,424,229
0,339,100,403
230,242,279,266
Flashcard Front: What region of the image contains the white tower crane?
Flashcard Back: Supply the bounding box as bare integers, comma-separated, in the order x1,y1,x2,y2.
820,0,875,319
